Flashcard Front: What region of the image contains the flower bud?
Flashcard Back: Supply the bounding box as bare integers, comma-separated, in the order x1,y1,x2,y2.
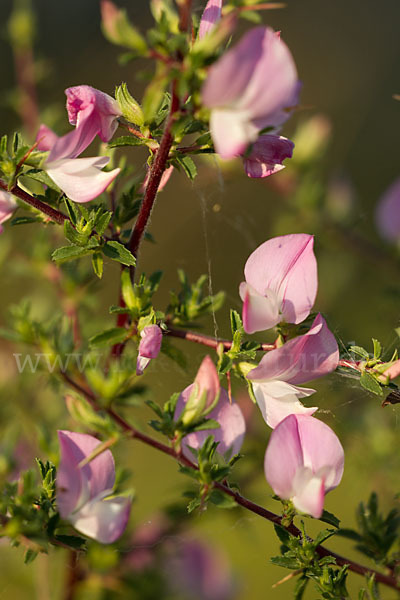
180,355,220,426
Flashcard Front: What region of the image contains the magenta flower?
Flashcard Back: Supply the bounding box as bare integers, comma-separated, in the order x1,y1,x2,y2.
198,0,223,40
243,135,294,178
239,233,317,334
264,414,344,518
136,325,163,375
175,385,246,460
177,355,221,426
247,313,339,428
376,177,400,243
202,27,300,159
57,430,131,543
66,85,121,143
0,191,17,233
37,124,120,203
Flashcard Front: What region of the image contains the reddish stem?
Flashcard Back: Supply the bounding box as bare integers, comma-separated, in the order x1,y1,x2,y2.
166,325,276,351
0,179,68,225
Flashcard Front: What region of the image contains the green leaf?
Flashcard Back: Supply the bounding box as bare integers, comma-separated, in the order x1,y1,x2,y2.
94,211,112,236
101,4,147,53
103,241,136,266
360,372,383,396
11,216,42,225
175,155,197,180
320,509,340,528
64,220,89,246
312,528,336,547
53,535,86,550
89,327,127,348
24,549,39,564
24,168,61,192
270,555,299,569
372,338,382,360
108,136,146,148
115,83,144,126
92,252,104,279
209,489,237,509
52,245,96,263
142,66,170,124
349,346,369,360
294,576,308,600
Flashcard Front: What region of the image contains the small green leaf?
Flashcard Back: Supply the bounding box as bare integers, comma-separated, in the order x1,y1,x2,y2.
52,245,96,263
103,240,136,266
89,327,127,348
64,220,89,246
360,372,383,396
372,338,382,360
92,252,104,279
320,509,341,528
115,83,144,126
108,136,146,148
175,155,197,180
11,216,41,225
24,549,39,564
209,489,237,509
349,346,369,360
24,168,61,192
53,535,86,550
94,211,112,236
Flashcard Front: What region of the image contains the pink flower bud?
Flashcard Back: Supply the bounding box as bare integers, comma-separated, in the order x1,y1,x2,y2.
0,191,17,233
198,0,223,40
265,414,344,518
202,27,300,159
239,233,317,334
57,431,130,543
136,325,163,375
243,135,294,178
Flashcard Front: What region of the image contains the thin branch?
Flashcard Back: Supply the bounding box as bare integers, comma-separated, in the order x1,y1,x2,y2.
61,372,399,591
166,325,276,351
0,178,68,225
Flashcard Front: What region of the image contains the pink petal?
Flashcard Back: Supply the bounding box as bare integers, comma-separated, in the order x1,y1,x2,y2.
252,380,317,428
241,233,317,331
71,494,131,543
65,85,121,143
136,325,163,375
175,387,246,460
36,124,60,152
57,431,116,512
264,413,303,499
210,109,258,159
46,157,120,203
376,177,400,242
248,313,339,384
47,106,101,162
239,282,280,334
198,0,223,39
381,359,400,380
0,191,16,230
292,468,325,518
194,355,220,411
243,135,294,178
295,415,344,492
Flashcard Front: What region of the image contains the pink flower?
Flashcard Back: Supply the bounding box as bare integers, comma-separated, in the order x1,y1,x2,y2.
57,430,131,543
202,27,300,159
264,414,344,518
239,233,317,334
0,191,17,233
65,85,121,143
198,0,223,40
177,356,221,426
247,314,339,428
243,135,294,178
174,386,246,460
376,177,400,243
37,124,120,203
136,325,163,375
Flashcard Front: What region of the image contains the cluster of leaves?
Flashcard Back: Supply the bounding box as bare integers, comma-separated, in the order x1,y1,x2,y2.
0,459,85,564
0,133,48,191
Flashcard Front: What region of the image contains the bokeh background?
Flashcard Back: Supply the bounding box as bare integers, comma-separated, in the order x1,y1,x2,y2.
1,0,400,598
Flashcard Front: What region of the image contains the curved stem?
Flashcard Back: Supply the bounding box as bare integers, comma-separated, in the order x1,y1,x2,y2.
0,179,68,225
62,372,399,591
165,325,276,351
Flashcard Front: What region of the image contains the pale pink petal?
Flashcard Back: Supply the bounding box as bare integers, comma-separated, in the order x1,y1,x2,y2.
57,431,84,518
296,415,344,492
65,85,121,142
381,359,400,380
210,109,258,159
241,233,317,331
239,282,280,334
175,387,246,460
292,468,325,518
47,106,101,162
57,431,115,507
194,355,220,410
248,314,339,384
198,0,223,39
36,124,60,152
46,157,120,203
264,413,303,499
252,380,317,428
0,191,17,231
376,177,400,242
243,135,294,179
71,494,131,543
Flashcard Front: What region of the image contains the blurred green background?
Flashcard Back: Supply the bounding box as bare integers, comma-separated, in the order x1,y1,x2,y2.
1,0,400,598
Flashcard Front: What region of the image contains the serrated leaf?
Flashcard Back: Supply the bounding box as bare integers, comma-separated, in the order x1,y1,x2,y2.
312,528,336,547
11,216,42,225
24,168,61,192
108,136,146,148
52,245,96,263
64,220,89,246
95,211,112,236
320,509,341,528
103,240,136,266
274,524,292,546
349,345,370,360
372,338,382,360
89,327,127,348
270,555,299,569
360,372,383,396
24,549,39,564
175,155,197,180
53,535,86,549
